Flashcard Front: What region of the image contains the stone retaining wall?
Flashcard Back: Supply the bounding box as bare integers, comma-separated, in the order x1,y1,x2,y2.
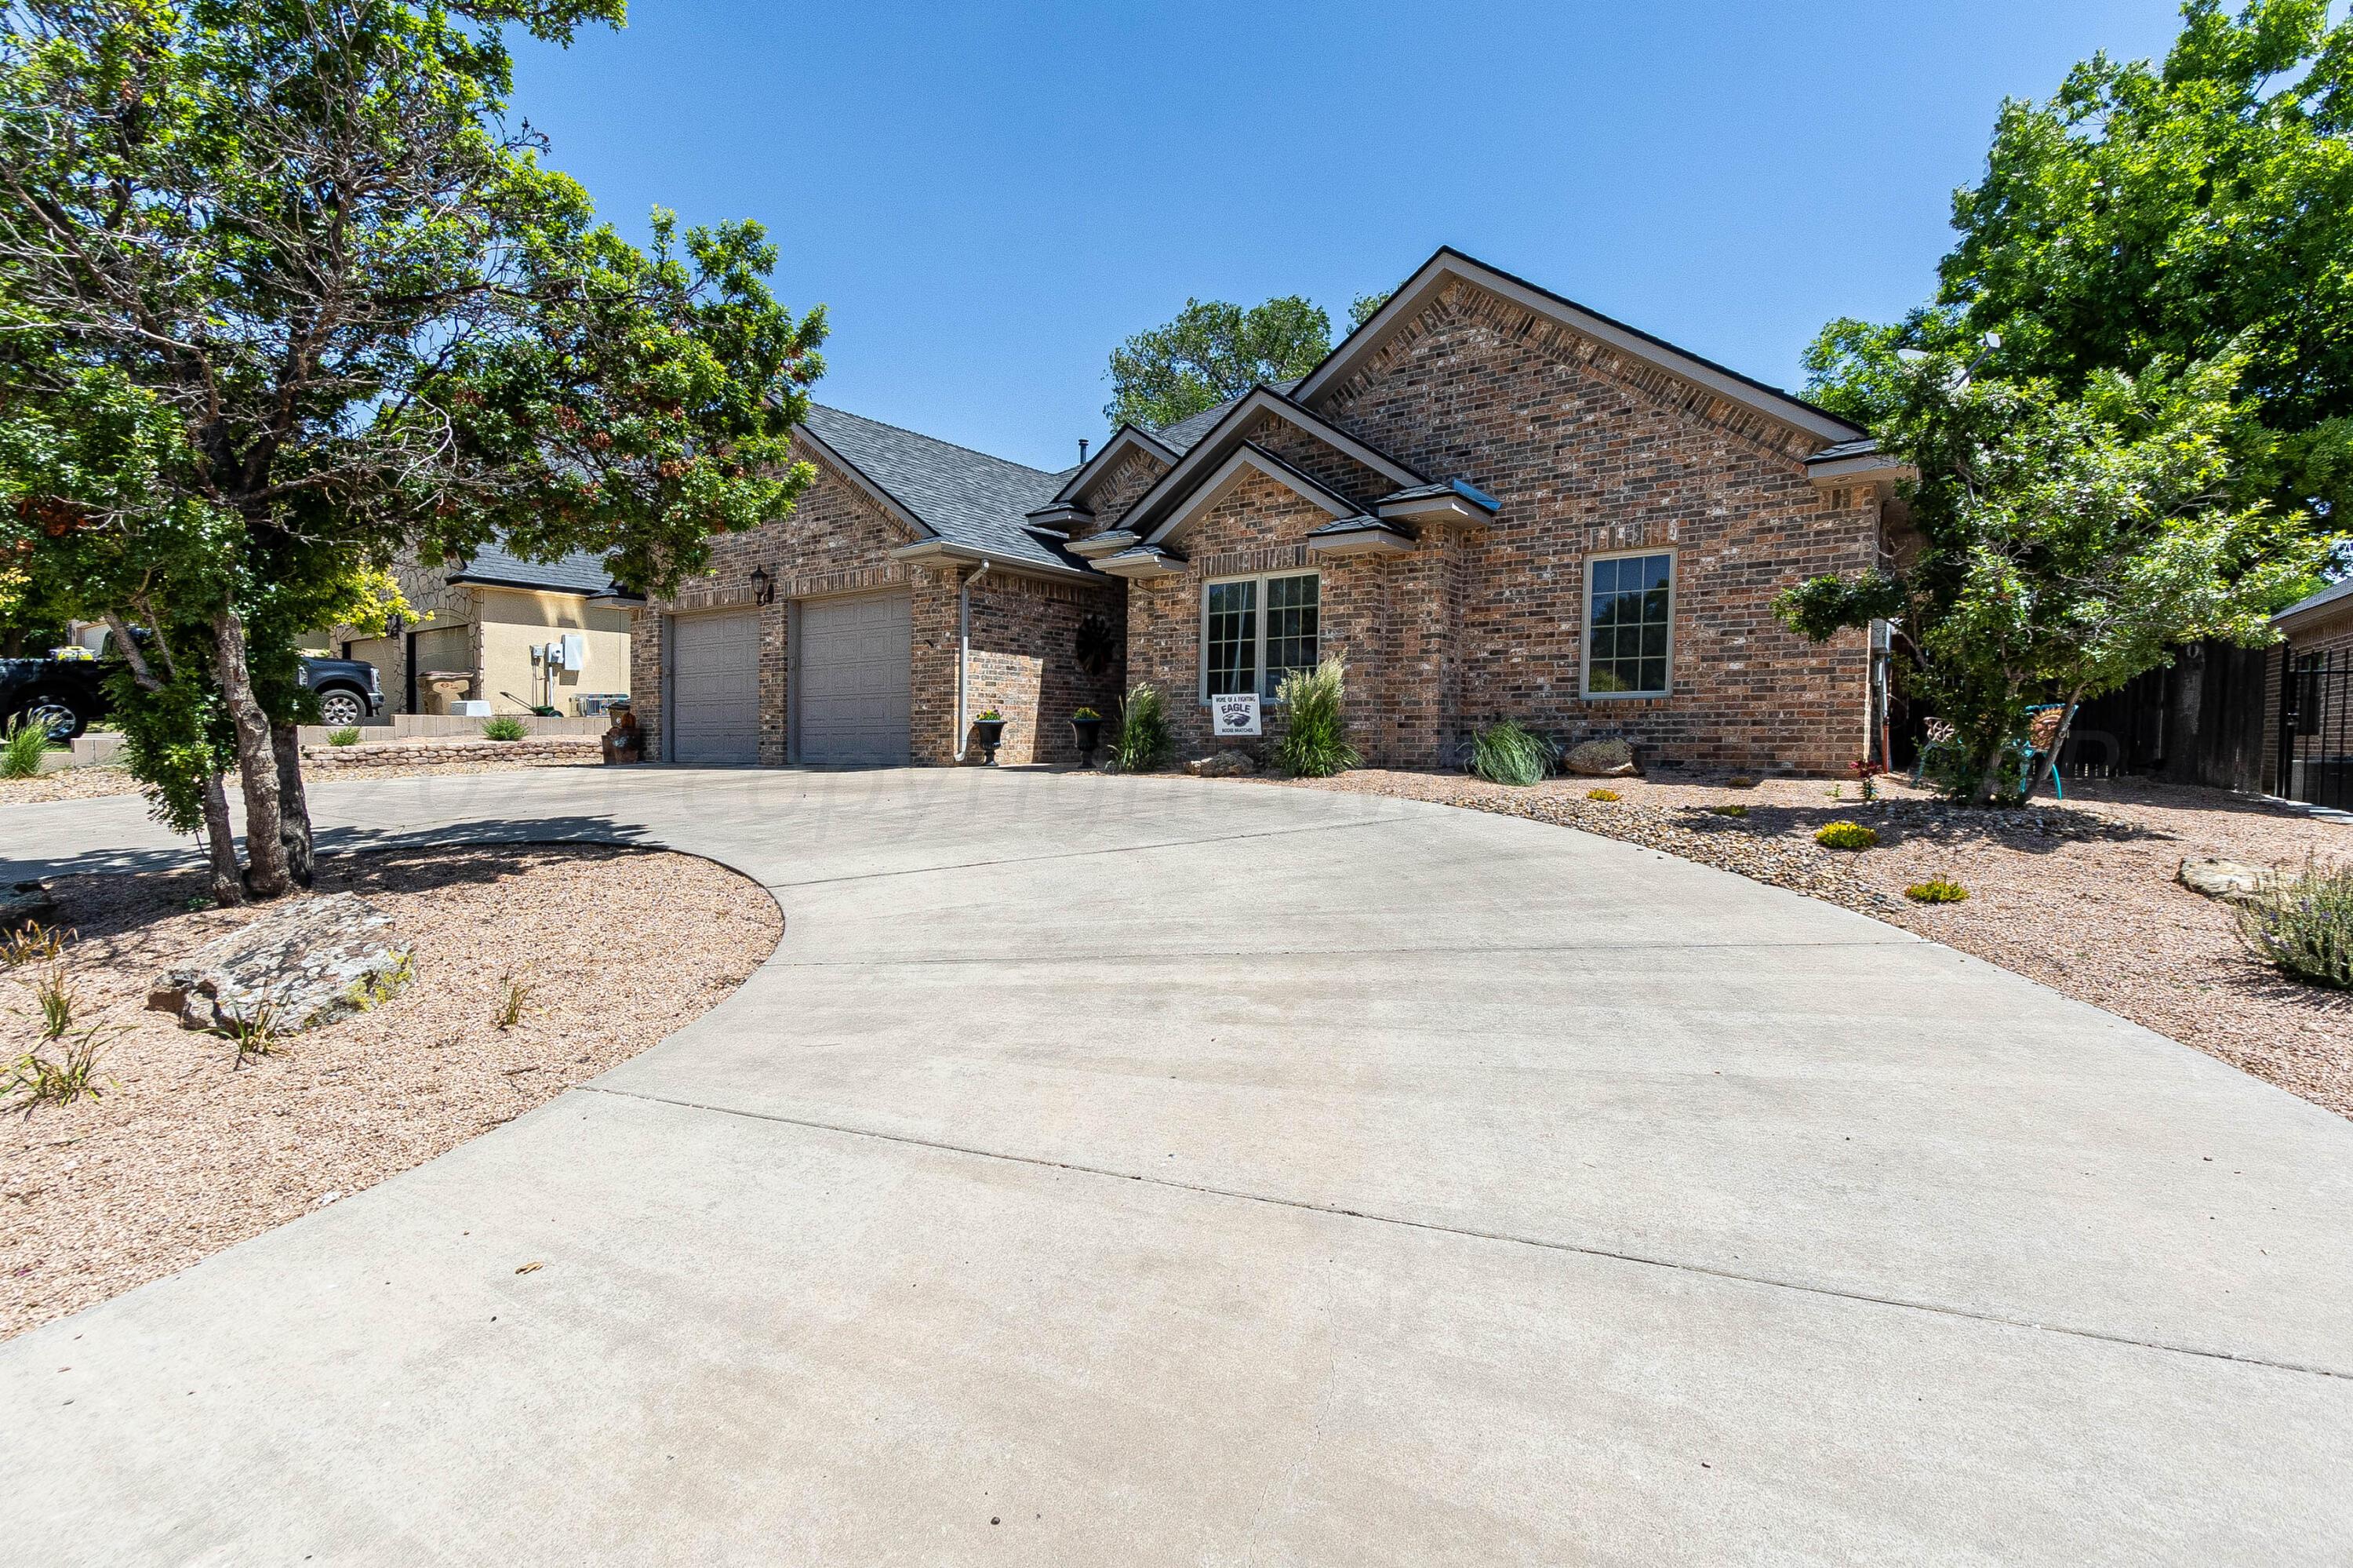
301,737,602,770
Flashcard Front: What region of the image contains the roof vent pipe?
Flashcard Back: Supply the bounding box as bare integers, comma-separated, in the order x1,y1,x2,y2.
1078,438,1089,464
953,558,993,762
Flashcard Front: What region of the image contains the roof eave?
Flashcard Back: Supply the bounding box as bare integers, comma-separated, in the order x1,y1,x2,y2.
887,538,1098,584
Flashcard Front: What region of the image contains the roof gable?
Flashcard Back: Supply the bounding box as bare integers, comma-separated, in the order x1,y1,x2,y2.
796,405,1081,573
1146,444,1364,548
1122,387,1424,546
1052,424,1176,506
1294,248,1863,449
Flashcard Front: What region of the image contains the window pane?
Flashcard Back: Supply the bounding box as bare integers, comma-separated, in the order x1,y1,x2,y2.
1263,573,1320,697
1206,580,1257,697
1587,553,1671,695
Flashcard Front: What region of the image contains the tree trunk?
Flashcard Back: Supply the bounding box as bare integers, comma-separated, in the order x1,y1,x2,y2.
1969,743,2010,806
211,609,291,898
198,773,245,907
272,722,315,889
2024,699,2081,804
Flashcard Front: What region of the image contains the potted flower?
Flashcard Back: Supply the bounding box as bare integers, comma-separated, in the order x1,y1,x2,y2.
1069,706,1104,766
972,708,1007,766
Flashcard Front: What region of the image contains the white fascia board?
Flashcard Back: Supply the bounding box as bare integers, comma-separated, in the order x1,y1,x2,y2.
1805,453,1917,487
1142,445,1359,548
1095,547,1187,581
886,539,1096,585
1066,529,1141,559
1294,248,1864,447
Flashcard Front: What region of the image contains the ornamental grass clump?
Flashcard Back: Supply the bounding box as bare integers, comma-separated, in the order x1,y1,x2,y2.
1815,820,1878,851
481,715,528,742
1113,682,1171,773
1274,658,1358,778
1905,879,1969,904
1,714,51,779
2238,857,2353,990
1469,719,1554,787
327,726,362,746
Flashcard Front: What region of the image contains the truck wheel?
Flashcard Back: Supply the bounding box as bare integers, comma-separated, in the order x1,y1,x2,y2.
316,688,365,727
16,696,85,742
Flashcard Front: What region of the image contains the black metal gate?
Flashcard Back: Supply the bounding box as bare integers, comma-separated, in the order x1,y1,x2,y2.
2279,648,2353,808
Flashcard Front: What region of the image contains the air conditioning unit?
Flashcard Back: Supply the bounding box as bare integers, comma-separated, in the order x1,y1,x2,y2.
573,693,627,716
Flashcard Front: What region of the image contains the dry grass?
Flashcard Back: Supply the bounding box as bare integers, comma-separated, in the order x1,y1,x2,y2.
1276,768,2353,1120
0,842,780,1339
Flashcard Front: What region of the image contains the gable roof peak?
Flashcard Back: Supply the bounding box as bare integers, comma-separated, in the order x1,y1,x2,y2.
1293,246,1864,447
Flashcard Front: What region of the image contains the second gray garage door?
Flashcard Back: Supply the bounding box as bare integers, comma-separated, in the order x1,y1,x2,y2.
796,592,911,766
669,609,762,765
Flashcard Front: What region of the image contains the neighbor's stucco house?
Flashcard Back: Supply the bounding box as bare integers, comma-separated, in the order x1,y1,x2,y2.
630,247,1910,775
324,544,634,717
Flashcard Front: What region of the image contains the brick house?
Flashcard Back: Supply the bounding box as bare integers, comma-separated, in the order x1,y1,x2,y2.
2261,578,2353,809
629,247,1906,774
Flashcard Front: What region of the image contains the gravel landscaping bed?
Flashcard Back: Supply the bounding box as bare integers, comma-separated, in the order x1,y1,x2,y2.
0,842,780,1340
0,755,601,806
1275,768,2353,1119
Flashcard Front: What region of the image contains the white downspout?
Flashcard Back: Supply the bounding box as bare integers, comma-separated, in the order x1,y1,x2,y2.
953,559,992,762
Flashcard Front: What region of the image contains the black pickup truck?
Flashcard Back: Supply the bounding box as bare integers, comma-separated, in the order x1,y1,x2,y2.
1,630,383,740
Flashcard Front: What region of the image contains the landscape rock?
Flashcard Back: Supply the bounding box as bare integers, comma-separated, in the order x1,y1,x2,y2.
1562,738,1638,777
2177,857,2275,904
1,879,59,931
1186,749,1259,778
148,893,412,1033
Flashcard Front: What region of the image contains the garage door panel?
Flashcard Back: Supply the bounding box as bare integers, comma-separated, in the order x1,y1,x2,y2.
798,594,911,766
671,611,761,765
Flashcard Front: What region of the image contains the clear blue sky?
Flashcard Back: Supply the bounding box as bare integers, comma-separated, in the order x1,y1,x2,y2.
511,1,2185,472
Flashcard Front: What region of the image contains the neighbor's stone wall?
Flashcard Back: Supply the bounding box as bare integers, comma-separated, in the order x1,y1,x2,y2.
1313,277,1880,774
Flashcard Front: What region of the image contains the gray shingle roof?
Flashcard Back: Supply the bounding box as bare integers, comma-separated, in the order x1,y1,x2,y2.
1805,438,1882,464
446,541,617,595
1149,379,1304,454
2276,575,2353,625
800,405,1080,572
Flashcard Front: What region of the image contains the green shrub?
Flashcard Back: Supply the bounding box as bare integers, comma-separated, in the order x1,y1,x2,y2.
480,715,528,742
2239,858,2353,989
1071,706,1101,722
327,726,362,747
1,713,52,779
1905,879,1969,904
1707,803,1748,818
1587,788,1620,802
1112,682,1171,773
1815,820,1878,850
1726,773,1758,789
1469,719,1554,786
1274,658,1358,778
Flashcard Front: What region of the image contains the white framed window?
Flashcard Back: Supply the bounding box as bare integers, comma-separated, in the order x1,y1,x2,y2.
1201,569,1319,701
1584,550,1673,697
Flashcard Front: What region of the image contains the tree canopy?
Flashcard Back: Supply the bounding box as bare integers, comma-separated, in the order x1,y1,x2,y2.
1806,0,2353,524
0,0,825,897
1104,295,1331,431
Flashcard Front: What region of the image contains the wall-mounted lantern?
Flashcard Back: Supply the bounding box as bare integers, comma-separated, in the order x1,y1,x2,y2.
750,566,775,606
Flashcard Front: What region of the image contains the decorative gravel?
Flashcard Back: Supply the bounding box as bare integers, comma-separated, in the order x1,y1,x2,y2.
1,756,600,806
1,842,780,1340
1275,768,2353,1120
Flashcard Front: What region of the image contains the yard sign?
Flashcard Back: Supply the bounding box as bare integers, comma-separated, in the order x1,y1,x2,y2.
1212,693,1261,737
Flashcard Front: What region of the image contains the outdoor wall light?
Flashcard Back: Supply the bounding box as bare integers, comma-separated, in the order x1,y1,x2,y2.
750,566,774,606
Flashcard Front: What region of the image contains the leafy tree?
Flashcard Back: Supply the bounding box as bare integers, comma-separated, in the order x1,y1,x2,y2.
1777,350,2330,803
0,0,824,898
1104,295,1331,430
1806,0,2353,525
1348,291,1391,329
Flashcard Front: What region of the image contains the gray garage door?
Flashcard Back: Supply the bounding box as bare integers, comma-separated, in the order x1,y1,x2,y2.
669,610,761,765
797,593,911,766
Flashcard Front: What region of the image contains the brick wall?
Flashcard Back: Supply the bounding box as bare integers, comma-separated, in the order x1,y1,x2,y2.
1075,448,1169,536
2260,600,2353,795
1311,278,1879,774
635,441,1120,767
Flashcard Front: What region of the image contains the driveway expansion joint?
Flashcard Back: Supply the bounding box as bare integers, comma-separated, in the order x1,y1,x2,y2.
574,1084,2352,1386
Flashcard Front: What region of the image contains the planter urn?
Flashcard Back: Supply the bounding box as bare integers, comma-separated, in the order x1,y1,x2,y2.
1070,715,1104,767
973,717,1007,766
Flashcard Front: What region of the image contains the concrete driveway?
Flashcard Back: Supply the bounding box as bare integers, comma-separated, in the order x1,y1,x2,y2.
1,767,2348,1564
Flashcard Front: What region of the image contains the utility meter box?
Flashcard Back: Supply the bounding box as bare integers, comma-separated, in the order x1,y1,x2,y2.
560,632,587,671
